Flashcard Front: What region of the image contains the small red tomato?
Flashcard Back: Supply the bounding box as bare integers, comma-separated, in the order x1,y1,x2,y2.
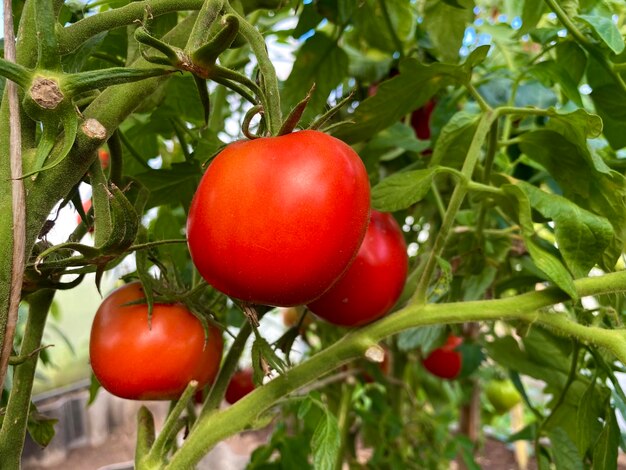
89,282,223,400
307,210,408,327
410,100,435,140
422,335,463,380
187,130,371,307
225,369,255,404
98,148,110,169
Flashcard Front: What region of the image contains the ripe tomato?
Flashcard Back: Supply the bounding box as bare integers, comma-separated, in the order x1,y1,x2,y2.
187,130,371,307
485,379,522,414
410,100,435,140
422,335,463,380
98,148,110,169
89,282,223,400
225,368,255,404
307,210,408,326
281,307,313,331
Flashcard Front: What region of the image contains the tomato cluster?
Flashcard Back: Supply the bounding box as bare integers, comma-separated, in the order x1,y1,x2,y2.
187,130,371,307
89,282,223,400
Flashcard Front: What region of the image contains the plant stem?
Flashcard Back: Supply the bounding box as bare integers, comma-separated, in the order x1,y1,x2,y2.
0,0,26,395
0,289,55,467
225,3,281,135
411,110,498,305
199,320,252,416
166,270,626,468
34,0,60,70
186,0,224,52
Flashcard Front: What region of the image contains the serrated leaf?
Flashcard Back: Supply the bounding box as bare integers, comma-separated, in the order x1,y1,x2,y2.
372,168,440,212
576,381,602,456
282,32,349,122
27,407,57,448
549,427,584,470
423,0,474,63
529,61,583,107
513,181,614,277
577,15,625,55
430,111,480,168
312,411,340,470
332,58,468,144
519,0,547,35
593,405,620,470
133,162,201,211
397,325,446,354
503,185,577,299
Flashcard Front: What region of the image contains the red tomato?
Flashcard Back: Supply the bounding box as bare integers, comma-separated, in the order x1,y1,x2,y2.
307,210,408,326
187,130,371,307
98,148,110,169
422,335,463,380
225,368,255,404
410,100,435,140
89,282,223,400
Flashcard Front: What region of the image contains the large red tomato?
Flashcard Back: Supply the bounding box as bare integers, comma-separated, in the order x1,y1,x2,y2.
422,335,463,380
187,130,371,307
225,368,255,404
307,210,408,326
89,282,223,400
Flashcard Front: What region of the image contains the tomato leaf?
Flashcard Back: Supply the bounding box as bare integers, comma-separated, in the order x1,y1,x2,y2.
512,181,614,278
351,0,416,53
519,0,547,35
311,409,340,470
430,111,480,168
27,404,57,448
503,185,577,299
397,325,446,354
372,168,440,212
576,380,602,456
577,15,625,55
281,32,349,122
548,427,584,470
592,405,620,470
422,0,474,63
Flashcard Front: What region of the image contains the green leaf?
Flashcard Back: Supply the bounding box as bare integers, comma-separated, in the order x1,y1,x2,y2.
577,15,625,55
352,0,416,52
430,111,480,168
371,168,441,212
503,185,577,299
423,0,474,63
133,162,201,210
397,325,446,354
311,410,340,470
282,32,349,122
592,406,620,470
529,61,583,107
332,58,469,144
576,381,602,456
457,342,485,378
27,407,58,448
555,42,587,98
513,181,614,277
519,0,547,35
548,427,584,470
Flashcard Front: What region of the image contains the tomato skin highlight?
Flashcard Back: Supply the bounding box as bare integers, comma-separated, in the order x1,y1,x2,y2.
422,335,463,380
307,210,408,326
187,130,371,307
225,369,255,404
89,282,223,401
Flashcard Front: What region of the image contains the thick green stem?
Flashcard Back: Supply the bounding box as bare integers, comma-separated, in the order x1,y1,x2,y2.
0,59,31,88
225,3,281,135
200,321,252,416
0,289,55,467
412,110,498,304
34,0,60,70
187,0,225,51
166,270,626,468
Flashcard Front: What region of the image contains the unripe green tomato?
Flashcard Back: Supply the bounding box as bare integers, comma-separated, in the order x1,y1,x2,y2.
485,379,522,414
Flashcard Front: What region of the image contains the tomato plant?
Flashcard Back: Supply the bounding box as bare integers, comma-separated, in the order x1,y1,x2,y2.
308,210,407,326
89,282,223,400
187,130,371,307
485,379,522,414
225,368,255,404
422,335,463,380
